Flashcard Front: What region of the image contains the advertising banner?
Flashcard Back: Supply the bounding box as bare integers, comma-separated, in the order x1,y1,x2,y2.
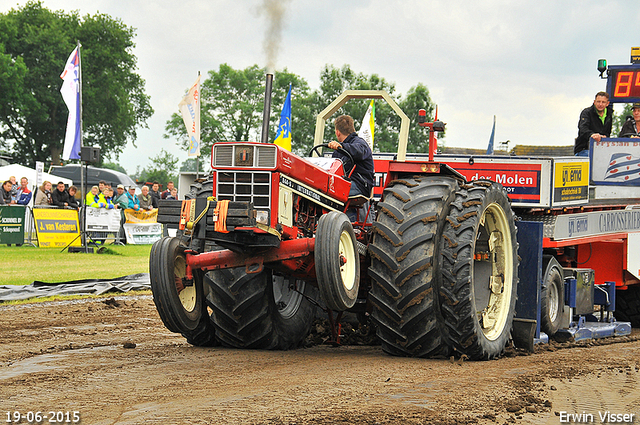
552,159,589,205
123,208,161,244
591,138,640,186
0,205,26,245
85,208,121,232
32,207,80,248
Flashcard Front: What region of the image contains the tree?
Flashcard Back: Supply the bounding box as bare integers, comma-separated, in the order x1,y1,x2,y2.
0,1,153,168
164,65,312,157
164,63,439,160
102,161,128,174
136,149,178,186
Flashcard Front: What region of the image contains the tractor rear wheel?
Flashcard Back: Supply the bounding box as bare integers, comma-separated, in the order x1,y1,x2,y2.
439,180,518,360
615,285,640,327
540,255,564,336
206,268,317,349
150,237,217,346
368,176,458,357
315,211,360,311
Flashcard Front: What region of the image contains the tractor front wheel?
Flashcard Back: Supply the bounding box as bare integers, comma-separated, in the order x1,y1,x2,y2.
315,211,360,311
150,237,217,346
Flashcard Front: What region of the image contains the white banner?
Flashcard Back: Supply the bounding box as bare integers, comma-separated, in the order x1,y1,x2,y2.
123,222,162,245
179,74,201,157
85,208,121,232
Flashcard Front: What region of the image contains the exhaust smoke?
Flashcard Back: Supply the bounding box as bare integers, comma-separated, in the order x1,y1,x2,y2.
259,0,290,74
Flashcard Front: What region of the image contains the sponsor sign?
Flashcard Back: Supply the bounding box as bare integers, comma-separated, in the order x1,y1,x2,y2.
0,205,26,245
373,155,551,207
553,208,640,239
85,208,121,232
552,159,589,205
591,138,640,186
123,208,161,244
123,223,162,244
124,208,158,223
32,207,80,248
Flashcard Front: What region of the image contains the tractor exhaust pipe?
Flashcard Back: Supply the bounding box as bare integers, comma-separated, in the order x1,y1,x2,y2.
260,73,273,143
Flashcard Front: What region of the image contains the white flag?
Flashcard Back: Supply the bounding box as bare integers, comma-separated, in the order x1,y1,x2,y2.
358,100,375,150
179,75,201,157
60,46,81,160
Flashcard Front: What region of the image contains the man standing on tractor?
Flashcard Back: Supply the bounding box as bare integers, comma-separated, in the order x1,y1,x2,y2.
575,91,613,157
328,115,375,197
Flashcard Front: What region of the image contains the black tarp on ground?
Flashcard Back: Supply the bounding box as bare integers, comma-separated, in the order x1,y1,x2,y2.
0,273,150,302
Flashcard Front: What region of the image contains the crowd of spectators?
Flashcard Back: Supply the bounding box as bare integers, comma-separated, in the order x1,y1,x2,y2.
1,178,177,211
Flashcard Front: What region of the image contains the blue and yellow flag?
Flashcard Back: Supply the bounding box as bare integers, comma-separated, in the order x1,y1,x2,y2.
274,84,292,151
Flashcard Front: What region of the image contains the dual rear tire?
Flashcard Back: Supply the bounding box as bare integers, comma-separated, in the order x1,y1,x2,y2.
369,177,519,360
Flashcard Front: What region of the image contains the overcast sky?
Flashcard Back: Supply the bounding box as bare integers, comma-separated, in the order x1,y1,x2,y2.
2,0,640,174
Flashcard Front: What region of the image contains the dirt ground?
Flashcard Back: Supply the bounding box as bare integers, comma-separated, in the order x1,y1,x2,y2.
1,295,639,425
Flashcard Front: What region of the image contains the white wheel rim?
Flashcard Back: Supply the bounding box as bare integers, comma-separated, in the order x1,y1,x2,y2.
475,202,514,341
548,278,559,323
339,230,357,291
174,255,196,312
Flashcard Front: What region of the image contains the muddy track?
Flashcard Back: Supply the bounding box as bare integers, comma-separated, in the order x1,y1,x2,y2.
1,296,639,425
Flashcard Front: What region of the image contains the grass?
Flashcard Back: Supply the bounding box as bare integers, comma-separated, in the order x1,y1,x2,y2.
1,244,152,286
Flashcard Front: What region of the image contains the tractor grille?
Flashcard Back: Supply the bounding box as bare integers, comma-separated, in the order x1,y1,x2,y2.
213,144,277,168
216,172,271,209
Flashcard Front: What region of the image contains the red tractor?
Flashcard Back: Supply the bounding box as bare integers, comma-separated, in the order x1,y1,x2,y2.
151,88,519,360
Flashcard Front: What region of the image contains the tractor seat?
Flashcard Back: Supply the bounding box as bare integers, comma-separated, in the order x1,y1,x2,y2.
347,187,374,207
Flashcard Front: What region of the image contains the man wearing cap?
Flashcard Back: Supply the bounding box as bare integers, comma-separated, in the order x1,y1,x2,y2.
114,184,129,210
619,102,640,138
575,91,613,157
126,186,141,211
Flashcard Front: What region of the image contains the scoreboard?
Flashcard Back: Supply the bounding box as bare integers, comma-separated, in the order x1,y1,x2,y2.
606,65,640,103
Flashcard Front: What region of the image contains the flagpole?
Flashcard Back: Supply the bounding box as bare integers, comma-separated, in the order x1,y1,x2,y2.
196,71,200,180
77,40,88,253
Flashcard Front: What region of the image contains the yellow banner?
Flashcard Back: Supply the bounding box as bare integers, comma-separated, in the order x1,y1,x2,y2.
554,161,589,188
32,208,80,248
124,208,158,224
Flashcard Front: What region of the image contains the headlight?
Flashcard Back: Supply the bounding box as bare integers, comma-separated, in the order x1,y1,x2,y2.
256,210,269,225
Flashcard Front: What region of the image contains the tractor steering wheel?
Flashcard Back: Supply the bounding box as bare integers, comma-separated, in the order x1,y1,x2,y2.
308,143,355,170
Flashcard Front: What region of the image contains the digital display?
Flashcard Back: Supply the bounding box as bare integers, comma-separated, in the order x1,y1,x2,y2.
607,65,640,102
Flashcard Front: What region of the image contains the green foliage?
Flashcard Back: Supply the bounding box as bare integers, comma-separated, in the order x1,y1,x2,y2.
613,103,633,137
135,148,178,186
102,161,128,174
0,1,153,168
164,63,438,158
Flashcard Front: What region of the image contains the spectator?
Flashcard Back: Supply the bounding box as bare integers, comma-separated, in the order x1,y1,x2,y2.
8,176,18,202
98,180,107,194
619,102,640,137
51,181,72,208
161,181,175,199
126,186,141,211
1,180,14,204
85,186,107,208
166,187,178,200
103,187,116,209
575,91,613,156
139,185,156,210
113,184,129,209
67,186,79,209
150,181,162,205
34,181,53,206
15,177,32,205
